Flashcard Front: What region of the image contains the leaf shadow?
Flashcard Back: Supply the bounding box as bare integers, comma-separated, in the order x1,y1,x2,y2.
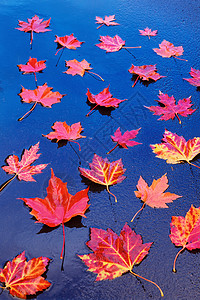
131,75,155,87
80,175,106,193
86,99,115,117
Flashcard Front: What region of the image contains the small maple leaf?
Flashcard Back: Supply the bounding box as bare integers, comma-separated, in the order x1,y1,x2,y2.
139,27,158,39
19,169,90,260
96,35,141,53
54,34,84,55
79,154,126,202
18,57,46,82
78,223,164,297
18,83,65,121
107,127,142,154
1,142,47,192
43,121,86,151
86,86,127,116
183,67,200,87
153,40,187,61
169,205,200,272
0,251,51,299
131,174,181,222
95,15,119,29
64,59,104,81
145,91,196,124
150,129,200,169
128,64,165,87
16,15,51,45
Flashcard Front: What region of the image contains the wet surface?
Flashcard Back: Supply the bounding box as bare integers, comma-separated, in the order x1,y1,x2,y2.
0,0,200,299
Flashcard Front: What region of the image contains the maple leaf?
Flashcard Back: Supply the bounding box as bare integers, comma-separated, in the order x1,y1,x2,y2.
139,27,158,39
145,91,196,124
96,35,141,53
150,129,200,169
107,127,142,154
95,15,119,29
79,154,126,202
1,142,47,192
169,205,200,272
64,59,104,81
183,67,200,87
78,223,164,297
19,169,90,260
131,174,181,222
153,40,187,61
18,57,46,83
43,121,86,151
128,64,165,87
16,15,51,45
54,34,84,55
86,86,127,116
0,251,51,299
18,83,65,121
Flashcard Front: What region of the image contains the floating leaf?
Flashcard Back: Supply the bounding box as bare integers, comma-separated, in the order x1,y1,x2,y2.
96,35,141,52
139,27,157,39
54,33,84,55
183,67,200,87
95,15,119,29
153,40,187,61
18,57,46,83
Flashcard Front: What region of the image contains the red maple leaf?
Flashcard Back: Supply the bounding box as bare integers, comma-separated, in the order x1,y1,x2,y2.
64,59,104,81
78,223,163,297
145,91,196,124
95,15,119,29
16,15,51,45
86,86,126,116
153,40,187,61
131,174,181,222
169,205,200,272
19,169,90,260
18,57,46,82
18,83,65,121
43,121,86,151
183,67,200,87
139,27,158,39
0,251,51,299
1,142,47,192
107,127,142,154
79,154,126,202
54,34,84,55
96,35,141,52
128,64,165,87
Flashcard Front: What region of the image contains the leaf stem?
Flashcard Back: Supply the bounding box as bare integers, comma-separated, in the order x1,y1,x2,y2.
188,161,200,169
0,174,17,193
87,71,104,81
70,140,81,151
173,56,188,62
132,75,140,87
106,185,117,203
60,222,66,260
18,102,37,121
34,72,37,83
130,270,164,297
107,143,119,155
97,24,104,29
55,46,64,56
123,46,141,49
131,203,146,222
86,104,99,117
173,247,185,272
175,113,181,124
30,30,33,45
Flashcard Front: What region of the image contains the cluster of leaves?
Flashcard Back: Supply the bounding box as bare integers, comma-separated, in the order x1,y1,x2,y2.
0,12,199,300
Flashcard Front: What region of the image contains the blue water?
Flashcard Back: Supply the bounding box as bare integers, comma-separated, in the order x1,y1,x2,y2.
0,0,200,299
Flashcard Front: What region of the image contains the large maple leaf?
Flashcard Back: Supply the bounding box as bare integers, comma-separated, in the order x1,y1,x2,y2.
131,174,181,222
169,205,200,272
128,64,165,87
183,67,200,87
153,40,187,61
139,27,158,39
16,15,51,45
18,83,65,121
54,34,84,55
64,59,104,81
95,15,119,29
86,86,127,116
18,57,46,83
43,121,86,151
19,169,90,259
79,154,126,202
150,129,200,169
0,251,51,299
1,142,47,192
78,223,163,296
107,127,142,154
145,91,196,124
96,35,141,52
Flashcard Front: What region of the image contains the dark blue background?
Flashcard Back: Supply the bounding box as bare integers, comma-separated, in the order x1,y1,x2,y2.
0,0,200,299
